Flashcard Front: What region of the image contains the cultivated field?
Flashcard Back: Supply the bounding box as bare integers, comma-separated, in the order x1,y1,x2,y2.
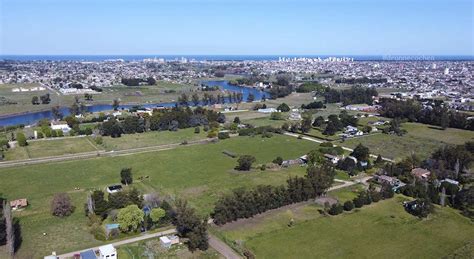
218,196,474,259
0,134,317,257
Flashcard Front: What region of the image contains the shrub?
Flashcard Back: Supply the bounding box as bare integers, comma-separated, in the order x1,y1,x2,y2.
16,132,28,146
51,193,74,217
273,156,283,165
353,197,364,208
218,132,230,140
343,200,354,211
371,191,382,202
194,127,200,134
207,130,218,138
328,203,344,215
235,155,256,171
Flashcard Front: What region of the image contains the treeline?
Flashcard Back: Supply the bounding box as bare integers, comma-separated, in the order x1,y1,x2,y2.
296,82,325,94
335,77,387,85
100,107,226,137
301,101,325,109
379,99,473,130
211,164,335,225
324,86,378,105
121,77,156,86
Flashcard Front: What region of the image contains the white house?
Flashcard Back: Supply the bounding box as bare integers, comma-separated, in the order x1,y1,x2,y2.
51,123,71,133
98,244,117,259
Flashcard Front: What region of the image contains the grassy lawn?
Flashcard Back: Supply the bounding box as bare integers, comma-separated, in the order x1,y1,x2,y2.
218,196,474,259
340,122,474,160
243,117,287,128
100,127,208,151
3,137,99,160
328,183,365,202
0,134,318,257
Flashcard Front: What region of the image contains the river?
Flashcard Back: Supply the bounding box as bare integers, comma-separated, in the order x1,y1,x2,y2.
0,80,268,127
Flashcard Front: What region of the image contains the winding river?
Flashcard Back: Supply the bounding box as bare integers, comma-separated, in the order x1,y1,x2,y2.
0,80,268,127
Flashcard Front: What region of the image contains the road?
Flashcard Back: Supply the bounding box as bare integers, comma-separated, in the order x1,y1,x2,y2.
283,132,395,162
56,228,177,258
0,138,216,169
209,234,242,259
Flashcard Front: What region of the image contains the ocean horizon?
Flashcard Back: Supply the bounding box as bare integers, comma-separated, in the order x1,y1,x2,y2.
1,54,473,62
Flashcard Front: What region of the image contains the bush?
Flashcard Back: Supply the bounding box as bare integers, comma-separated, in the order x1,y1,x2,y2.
353,197,364,208
194,127,200,134
343,200,354,211
218,132,230,140
16,132,28,146
328,203,344,215
207,130,218,138
51,193,74,217
235,155,256,171
371,191,382,202
273,156,283,165
277,103,290,112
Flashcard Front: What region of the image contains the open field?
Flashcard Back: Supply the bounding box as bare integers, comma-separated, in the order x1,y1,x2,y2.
341,122,474,160
327,183,365,202
218,196,474,259
100,127,208,151
0,134,317,257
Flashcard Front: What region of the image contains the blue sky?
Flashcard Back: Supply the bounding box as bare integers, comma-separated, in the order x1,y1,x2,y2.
1,0,472,55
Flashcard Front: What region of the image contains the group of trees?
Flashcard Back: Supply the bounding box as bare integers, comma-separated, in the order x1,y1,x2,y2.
301,101,325,110
121,77,156,86
379,99,473,130
31,93,51,105
312,111,358,136
211,164,335,225
329,184,394,216
1,199,22,257
295,82,325,94
87,188,143,218
174,200,209,251
323,86,378,105
100,107,226,138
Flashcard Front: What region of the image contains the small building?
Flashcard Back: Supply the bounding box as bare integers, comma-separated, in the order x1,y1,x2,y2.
51,123,71,133
80,249,97,259
324,154,340,164
374,175,397,186
288,112,302,121
10,198,28,210
98,244,116,259
106,185,123,194
160,235,180,249
257,108,278,113
411,168,431,180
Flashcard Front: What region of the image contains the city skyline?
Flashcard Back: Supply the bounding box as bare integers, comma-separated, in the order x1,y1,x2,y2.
1,0,473,56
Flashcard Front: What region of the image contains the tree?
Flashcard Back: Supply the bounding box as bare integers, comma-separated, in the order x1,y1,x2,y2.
233,117,241,124
306,164,336,197
192,94,200,106
405,198,433,218
235,155,256,171
323,121,338,135
16,132,27,147
70,102,80,116
112,99,120,111
51,106,63,120
174,199,208,251
273,156,283,166
84,93,93,101
150,208,166,223
343,200,354,211
313,116,325,127
277,103,290,112
3,200,14,257
178,93,189,106
301,116,312,133
120,168,133,185
51,193,74,217
31,96,40,105
247,93,255,102
91,190,108,217
147,77,156,85
351,143,370,162
117,205,144,232
40,93,51,104
375,154,383,165
328,203,344,215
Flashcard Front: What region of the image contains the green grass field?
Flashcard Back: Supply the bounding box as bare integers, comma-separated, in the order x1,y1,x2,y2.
3,137,99,160
219,196,474,259
0,134,318,257
341,122,474,160
100,127,208,151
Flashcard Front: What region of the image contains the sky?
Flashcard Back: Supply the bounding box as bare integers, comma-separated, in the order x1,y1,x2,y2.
0,0,473,55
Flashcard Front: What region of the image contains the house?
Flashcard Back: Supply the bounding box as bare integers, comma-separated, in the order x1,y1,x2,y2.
160,235,180,249
10,198,28,210
257,108,278,113
106,185,123,194
98,244,117,259
51,123,71,133
324,154,341,164
374,175,397,186
80,249,97,259
411,168,431,180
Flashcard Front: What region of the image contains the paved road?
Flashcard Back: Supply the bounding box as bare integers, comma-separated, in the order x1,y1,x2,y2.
56,228,177,258
0,138,216,169
283,132,395,162
209,234,242,259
